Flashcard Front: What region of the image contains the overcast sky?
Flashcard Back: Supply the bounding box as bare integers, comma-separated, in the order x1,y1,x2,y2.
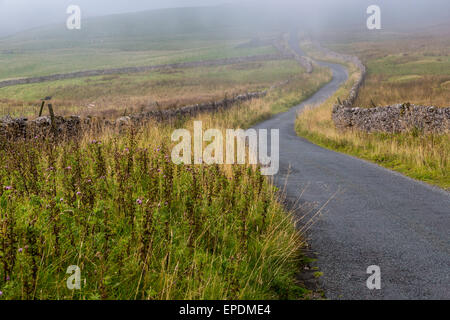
0,0,233,36
1,0,449,37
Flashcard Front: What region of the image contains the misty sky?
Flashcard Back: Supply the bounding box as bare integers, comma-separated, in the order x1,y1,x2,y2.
0,0,234,36
1,0,449,37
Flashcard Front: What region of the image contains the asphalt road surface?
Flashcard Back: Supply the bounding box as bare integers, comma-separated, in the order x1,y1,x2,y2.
252,34,450,299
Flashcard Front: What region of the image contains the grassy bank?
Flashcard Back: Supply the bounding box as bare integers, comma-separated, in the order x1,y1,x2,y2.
0,64,332,300
296,40,449,190
0,131,301,300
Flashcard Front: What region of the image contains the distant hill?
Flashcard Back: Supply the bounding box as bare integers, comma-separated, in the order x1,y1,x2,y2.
2,2,449,50
0,6,285,52
0,6,284,80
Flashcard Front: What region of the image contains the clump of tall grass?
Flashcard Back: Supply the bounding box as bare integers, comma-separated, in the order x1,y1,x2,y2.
0,125,303,300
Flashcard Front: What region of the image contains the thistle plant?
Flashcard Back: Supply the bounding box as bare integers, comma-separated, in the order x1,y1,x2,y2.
0,106,302,300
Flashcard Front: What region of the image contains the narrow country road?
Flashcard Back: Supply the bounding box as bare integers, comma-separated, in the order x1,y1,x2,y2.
253,33,450,299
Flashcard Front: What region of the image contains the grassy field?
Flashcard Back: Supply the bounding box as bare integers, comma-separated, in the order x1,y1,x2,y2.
0,5,338,300
0,21,332,297
296,33,450,189
0,7,298,119
0,74,332,300
0,59,310,119
0,7,281,80
325,30,450,107
0,41,277,81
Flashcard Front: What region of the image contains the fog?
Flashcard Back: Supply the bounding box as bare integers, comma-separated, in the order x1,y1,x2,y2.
0,0,228,36
1,0,449,37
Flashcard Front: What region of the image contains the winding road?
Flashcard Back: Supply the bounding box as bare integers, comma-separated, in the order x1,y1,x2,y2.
253,34,450,299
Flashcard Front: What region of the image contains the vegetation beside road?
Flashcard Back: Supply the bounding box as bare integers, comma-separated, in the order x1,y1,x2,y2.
0,52,332,299
0,127,301,300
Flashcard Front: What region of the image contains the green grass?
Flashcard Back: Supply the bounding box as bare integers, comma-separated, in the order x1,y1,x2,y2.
269,68,332,114
0,7,289,118
0,44,277,81
0,7,337,299
0,132,304,299
316,30,450,107
0,53,334,300
297,125,450,189
357,52,450,107
0,87,311,300
0,59,306,118
366,54,450,76
0,60,303,102
387,75,423,83
0,6,283,80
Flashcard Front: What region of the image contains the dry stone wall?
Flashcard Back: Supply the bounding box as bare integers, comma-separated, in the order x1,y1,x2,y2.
0,54,293,89
0,44,296,140
312,42,449,134
0,91,267,140
332,103,450,134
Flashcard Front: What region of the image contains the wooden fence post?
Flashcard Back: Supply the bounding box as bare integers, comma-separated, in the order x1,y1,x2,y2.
48,104,57,133
39,101,46,117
